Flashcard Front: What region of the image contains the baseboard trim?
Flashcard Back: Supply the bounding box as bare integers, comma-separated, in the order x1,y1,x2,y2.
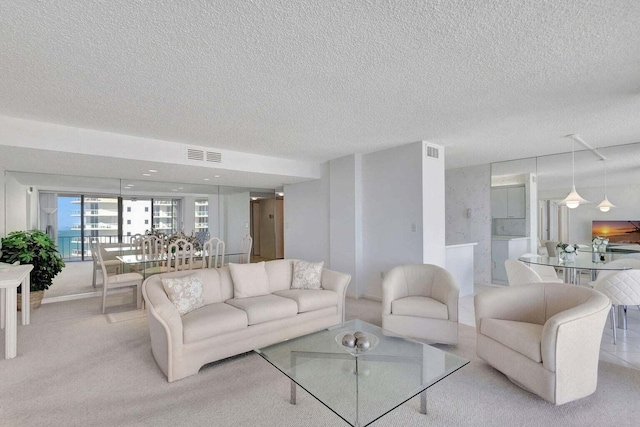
42,291,101,304
362,294,382,302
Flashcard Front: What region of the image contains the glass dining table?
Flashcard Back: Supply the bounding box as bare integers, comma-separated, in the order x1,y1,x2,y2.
117,251,245,279
518,253,632,285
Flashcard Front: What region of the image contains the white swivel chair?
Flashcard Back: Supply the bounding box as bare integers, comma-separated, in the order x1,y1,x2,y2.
475,282,610,405
202,237,225,268
591,269,640,344
95,241,143,314
382,264,459,344
507,257,563,285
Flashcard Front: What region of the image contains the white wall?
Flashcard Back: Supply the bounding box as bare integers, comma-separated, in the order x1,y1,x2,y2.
422,143,446,266
0,167,5,237
5,173,28,232
182,195,196,235
445,164,492,286
362,142,424,299
329,154,363,298
284,163,330,264
208,193,220,238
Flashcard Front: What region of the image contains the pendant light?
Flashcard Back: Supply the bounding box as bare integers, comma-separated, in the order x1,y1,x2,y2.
597,159,615,212
561,137,589,209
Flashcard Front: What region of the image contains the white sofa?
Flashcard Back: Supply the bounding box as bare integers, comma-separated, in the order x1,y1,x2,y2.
142,259,351,382
474,282,610,405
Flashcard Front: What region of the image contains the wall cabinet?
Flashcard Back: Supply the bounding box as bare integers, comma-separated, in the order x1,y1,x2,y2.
491,186,525,219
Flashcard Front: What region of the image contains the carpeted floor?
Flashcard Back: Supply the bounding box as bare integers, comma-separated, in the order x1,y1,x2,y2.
1,296,639,426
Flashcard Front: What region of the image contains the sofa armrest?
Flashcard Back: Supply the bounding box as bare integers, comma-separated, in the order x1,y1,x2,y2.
142,277,184,381
541,294,610,372
432,269,460,322
321,269,351,322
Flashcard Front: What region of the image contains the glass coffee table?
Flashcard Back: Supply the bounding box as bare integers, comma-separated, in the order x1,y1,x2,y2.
256,319,468,426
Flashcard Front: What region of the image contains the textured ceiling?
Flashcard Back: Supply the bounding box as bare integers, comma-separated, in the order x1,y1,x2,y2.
1,0,640,170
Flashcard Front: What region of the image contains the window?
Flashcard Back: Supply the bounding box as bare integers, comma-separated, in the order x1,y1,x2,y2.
145,219,149,225
145,207,149,212
127,232,131,236
195,198,209,232
127,220,131,225
127,207,131,212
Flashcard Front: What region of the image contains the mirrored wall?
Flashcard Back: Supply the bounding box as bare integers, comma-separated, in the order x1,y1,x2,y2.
490,142,640,283
3,170,284,297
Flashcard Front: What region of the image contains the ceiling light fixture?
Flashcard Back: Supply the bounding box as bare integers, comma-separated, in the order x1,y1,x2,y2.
204,178,210,181
596,159,615,212
142,173,151,176
277,192,284,197
149,169,157,173
561,135,589,209
214,175,220,178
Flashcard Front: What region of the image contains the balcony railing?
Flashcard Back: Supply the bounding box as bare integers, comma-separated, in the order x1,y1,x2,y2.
56,234,119,261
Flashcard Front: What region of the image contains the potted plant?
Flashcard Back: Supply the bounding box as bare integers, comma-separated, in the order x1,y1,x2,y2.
0,230,65,309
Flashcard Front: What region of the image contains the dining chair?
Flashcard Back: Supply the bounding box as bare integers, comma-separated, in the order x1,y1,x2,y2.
545,241,559,257
95,240,143,313
591,269,640,344
505,259,545,286
166,238,194,272
140,236,168,276
202,237,225,268
519,253,563,283
239,234,253,264
89,239,121,288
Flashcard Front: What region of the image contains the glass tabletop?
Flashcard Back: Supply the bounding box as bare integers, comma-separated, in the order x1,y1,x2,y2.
518,254,632,271
255,319,469,427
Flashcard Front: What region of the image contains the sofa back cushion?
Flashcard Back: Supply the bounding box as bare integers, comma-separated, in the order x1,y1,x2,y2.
157,268,225,305
229,261,270,298
265,259,295,292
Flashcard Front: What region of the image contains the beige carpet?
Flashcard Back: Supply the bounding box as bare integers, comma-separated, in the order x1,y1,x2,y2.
1,297,639,426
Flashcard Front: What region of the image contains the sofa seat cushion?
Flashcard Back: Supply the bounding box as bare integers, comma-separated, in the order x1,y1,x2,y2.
391,296,448,320
182,303,248,344
274,289,338,313
226,294,298,325
480,318,543,363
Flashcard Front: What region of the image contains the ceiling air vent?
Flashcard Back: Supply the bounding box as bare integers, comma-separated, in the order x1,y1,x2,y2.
206,151,222,163
187,148,205,161
426,145,439,159
186,147,223,163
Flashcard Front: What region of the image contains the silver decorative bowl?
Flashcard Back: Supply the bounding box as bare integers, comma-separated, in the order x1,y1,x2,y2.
335,331,379,357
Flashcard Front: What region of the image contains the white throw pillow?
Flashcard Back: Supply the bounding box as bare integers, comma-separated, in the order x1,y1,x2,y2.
291,260,324,290
229,261,270,299
161,274,205,316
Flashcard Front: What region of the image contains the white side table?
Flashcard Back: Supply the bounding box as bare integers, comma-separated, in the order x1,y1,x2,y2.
0,264,34,359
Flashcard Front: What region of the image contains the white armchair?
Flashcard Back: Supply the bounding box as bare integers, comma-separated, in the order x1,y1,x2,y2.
474,282,610,405
382,264,459,344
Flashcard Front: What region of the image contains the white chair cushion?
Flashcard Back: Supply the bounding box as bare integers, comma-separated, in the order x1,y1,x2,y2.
391,296,448,320
229,261,270,299
481,318,543,363
291,260,324,290
181,302,248,343
161,274,205,315
226,294,298,325
274,289,338,313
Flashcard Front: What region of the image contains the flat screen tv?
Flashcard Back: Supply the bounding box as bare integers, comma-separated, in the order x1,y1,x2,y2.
592,221,640,244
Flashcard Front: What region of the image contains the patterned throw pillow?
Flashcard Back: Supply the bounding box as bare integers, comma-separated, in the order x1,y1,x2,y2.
161,274,205,315
291,260,324,290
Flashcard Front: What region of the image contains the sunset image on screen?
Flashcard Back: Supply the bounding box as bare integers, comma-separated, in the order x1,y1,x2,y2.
592,221,640,243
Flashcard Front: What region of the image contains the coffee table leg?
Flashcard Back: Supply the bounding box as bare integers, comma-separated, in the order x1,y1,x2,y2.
290,380,296,405
420,390,427,415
